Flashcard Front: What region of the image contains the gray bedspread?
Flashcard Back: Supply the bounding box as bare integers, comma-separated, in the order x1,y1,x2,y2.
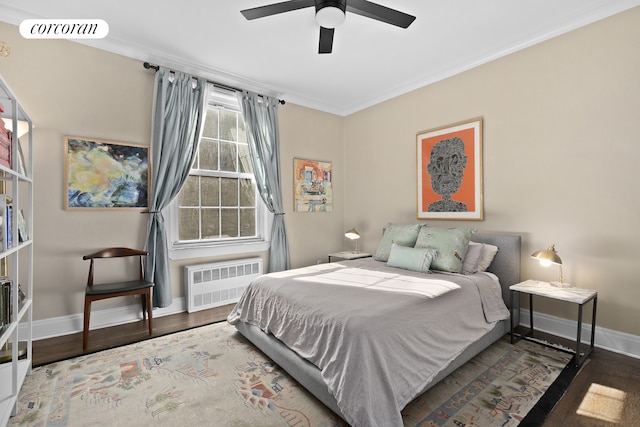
227,258,509,427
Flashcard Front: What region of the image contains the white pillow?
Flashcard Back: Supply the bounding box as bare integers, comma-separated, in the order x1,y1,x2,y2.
476,243,498,272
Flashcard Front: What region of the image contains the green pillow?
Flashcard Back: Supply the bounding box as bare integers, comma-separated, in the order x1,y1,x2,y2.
415,227,475,273
374,223,423,262
387,243,437,273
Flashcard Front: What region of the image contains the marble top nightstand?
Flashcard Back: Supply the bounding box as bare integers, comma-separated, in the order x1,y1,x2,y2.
510,279,597,367
510,280,597,304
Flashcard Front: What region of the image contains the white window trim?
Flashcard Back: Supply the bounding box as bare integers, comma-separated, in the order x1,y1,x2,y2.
166,197,273,260
166,84,273,260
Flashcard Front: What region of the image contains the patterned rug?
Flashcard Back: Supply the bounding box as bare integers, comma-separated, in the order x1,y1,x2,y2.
9,321,574,426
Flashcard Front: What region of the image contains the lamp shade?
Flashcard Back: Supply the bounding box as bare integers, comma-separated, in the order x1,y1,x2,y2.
531,243,568,287
1,118,30,138
344,228,360,240
531,244,562,266
345,227,360,252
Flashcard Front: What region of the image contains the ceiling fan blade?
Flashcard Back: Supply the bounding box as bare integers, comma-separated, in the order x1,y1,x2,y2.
318,27,334,54
241,0,315,20
346,0,415,28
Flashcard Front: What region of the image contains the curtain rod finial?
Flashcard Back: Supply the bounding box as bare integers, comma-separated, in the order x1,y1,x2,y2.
143,62,159,71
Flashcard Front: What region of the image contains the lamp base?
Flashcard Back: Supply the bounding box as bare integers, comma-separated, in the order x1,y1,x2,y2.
0,341,28,363
550,281,571,288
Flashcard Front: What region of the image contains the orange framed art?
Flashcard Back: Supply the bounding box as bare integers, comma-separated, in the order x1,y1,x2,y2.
416,118,483,220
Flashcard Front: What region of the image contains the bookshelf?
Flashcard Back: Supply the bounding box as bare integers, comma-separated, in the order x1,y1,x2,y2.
0,74,33,426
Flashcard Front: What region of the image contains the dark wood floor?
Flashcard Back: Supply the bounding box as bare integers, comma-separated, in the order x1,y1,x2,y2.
32,306,640,426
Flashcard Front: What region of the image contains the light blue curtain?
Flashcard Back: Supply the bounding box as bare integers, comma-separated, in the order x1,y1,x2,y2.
146,68,206,307
238,90,290,272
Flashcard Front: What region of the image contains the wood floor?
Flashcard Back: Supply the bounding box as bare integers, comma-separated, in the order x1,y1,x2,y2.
32,306,640,426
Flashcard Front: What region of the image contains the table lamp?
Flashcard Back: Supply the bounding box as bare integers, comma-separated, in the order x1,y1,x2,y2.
345,228,360,252
531,244,570,287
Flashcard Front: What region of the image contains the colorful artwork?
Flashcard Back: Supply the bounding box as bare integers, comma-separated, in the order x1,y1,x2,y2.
416,118,483,220
293,158,332,212
64,136,149,209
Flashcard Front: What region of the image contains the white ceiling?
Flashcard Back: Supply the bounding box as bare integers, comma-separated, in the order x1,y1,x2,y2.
1,0,638,116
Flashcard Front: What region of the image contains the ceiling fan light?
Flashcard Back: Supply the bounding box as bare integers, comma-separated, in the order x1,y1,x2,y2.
316,6,345,28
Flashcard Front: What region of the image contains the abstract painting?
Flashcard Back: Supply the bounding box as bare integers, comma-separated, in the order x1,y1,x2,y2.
293,158,332,212
64,136,149,209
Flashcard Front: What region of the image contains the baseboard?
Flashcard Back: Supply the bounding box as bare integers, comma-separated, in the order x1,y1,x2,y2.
519,308,640,360
20,303,640,360
21,297,187,341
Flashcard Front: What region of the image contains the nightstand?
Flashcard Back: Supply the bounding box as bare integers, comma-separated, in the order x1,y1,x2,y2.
328,251,372,262
510,279,597,367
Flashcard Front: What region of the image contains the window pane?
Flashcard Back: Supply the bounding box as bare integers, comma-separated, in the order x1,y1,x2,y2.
201,176,219,207
238,143,252,173
221,178,238,206
202,208,219,239
219,109,238,142
240,208,256,237
179,208,200,240
202,109,218,139
239,178,255,207
179,176,200,206
220,141,237,172
175,100,263,247
221,209,238,238
199,138,218,171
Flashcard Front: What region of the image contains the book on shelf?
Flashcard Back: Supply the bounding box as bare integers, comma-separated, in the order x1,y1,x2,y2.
0,195,12,249
0,278,10,326
6,203,12,249
0,194,6,252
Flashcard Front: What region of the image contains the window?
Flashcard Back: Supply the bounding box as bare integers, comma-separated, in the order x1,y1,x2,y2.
167,87,271,260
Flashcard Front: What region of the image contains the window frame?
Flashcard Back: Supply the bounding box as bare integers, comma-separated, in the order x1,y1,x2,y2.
166,86,272,260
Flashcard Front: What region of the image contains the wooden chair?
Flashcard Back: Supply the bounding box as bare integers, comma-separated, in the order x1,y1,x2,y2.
83,247,154,350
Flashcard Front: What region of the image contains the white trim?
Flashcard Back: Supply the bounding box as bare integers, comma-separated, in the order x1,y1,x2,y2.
519,308,640,360
22,298,186,341
23,305,640,361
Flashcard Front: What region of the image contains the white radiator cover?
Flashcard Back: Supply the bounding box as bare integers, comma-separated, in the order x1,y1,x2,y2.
184,257,262,313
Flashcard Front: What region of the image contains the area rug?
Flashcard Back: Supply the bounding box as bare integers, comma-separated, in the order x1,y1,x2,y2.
9,321,574,427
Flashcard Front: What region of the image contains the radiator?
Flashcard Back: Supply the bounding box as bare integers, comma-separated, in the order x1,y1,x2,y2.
184,257,263,313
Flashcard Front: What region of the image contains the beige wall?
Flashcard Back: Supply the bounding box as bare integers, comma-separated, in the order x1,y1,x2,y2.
0,6,638,338
279,103,345,267
0,20,344,321
1,24,153,318
343,8,640,336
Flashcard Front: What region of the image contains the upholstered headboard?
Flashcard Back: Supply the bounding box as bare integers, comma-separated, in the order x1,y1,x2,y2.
472,233,521,310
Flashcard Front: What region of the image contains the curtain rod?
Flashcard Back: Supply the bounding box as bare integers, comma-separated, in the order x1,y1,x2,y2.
143,62,285,105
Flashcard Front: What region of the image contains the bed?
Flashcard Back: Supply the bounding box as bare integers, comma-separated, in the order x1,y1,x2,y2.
228,231,521,427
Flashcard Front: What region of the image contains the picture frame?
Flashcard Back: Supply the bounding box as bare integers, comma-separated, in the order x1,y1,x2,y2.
416,118,483,220
64,136,150,209
293,158,333,212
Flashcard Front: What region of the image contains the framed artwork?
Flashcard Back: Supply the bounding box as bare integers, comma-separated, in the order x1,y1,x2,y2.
64,136,149,209
293,158,333,212
416,118,483,220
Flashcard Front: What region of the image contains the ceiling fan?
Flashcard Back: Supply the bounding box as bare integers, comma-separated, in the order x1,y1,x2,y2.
241,0,416,54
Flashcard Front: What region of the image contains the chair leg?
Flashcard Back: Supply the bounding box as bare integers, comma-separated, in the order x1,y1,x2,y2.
140,294,147,321
146,290,153,336
83,297,91,351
